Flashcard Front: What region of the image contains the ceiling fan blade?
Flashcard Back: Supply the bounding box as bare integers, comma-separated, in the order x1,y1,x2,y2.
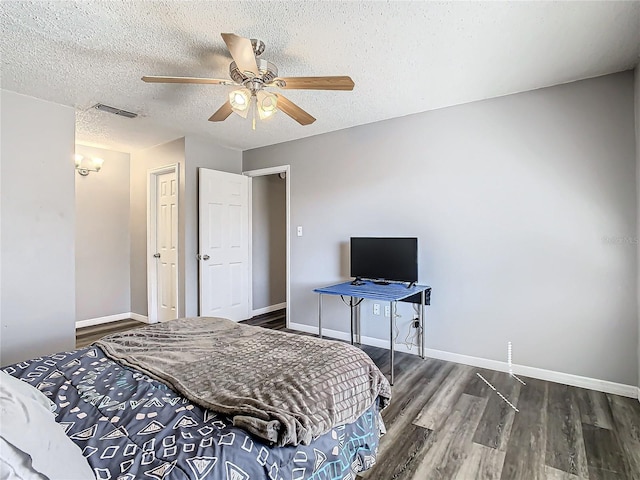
208,101,234,122
221,33,259,76
142,75,233,85
274,94,316,125
272,76,355,91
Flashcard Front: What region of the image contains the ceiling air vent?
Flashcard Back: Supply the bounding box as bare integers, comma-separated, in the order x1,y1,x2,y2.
93,103,138,119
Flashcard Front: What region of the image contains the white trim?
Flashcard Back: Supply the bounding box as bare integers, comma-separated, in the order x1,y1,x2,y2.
247,176,253,319
130,312,150,323
243,166,289,177
76,313,130,329
289,322,320,335
252,302,287,317
76,312,149,329
422,347,637,399
243,165,291,329
288,322,638,399
147,163,180,324
285,168,290,330
637,387,640,402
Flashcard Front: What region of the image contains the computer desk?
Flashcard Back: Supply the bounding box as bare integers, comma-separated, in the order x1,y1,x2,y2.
313,280,432,385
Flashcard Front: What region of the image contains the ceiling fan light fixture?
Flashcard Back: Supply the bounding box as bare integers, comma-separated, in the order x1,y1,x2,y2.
229,88,251,118
256,91,278,120
233,92,247,106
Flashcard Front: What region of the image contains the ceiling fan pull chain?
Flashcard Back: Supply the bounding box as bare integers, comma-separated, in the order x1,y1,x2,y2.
252,97,257,130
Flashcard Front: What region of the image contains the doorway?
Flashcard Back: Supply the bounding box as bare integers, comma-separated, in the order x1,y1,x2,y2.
243,166,290,327
147,164,179,323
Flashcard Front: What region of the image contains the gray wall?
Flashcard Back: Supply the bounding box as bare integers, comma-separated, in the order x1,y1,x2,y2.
251,174,287,310
1,90,76,365
130,138,186,318
75,145,131,320
243,71,638,386
184,136,242,317
635,65,640,394
129,136,241,318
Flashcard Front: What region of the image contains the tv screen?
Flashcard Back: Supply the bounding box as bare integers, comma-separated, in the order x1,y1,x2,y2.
350,237,418,283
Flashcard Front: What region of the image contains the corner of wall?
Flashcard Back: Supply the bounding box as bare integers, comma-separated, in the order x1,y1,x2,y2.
75,145,132,321
129,138,187,320
634,63,640,398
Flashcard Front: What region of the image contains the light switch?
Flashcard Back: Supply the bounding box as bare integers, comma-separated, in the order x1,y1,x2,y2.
297,226,303,237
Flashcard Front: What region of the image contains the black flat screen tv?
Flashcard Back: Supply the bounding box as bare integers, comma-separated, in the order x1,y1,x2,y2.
350,237,418,283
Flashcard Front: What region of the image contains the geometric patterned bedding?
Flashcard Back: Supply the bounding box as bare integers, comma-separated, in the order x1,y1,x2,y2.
2,346,383,480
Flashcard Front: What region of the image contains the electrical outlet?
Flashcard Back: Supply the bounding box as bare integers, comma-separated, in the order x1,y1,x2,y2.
373,303,380,315
384,305,390,317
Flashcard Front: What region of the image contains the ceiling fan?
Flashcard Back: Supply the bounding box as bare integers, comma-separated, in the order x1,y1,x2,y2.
142,33,355,128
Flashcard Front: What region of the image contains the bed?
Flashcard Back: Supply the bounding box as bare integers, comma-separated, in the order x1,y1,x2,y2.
1,317,391,480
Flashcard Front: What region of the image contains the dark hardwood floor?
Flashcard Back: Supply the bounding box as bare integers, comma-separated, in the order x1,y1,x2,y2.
77,311,640,479
247,312,640,480
75,318,145,348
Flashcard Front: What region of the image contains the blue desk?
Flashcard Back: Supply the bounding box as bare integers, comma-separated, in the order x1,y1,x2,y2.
313,281,431,385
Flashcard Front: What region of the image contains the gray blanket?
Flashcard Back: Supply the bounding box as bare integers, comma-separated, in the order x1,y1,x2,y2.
95,317,391,446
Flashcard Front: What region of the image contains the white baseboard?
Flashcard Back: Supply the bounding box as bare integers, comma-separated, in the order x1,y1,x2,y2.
76,312,149,329
76,313,130,329
289,322,319,335
129,312,150,323
252,302,286,317
289,321,638,399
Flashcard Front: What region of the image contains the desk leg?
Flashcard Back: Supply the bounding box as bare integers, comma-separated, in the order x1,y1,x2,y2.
420,290,425,359
389,301,395,386
356,301,361,345
349,297,355,346
318,294,323,339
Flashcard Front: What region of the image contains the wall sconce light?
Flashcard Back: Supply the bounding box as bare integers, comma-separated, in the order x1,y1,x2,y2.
75,154,104,176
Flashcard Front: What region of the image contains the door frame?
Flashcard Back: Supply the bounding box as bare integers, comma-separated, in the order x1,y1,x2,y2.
147,163,180,324
242,165,291,328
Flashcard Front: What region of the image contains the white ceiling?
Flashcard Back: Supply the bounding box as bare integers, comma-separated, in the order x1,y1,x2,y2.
1,1,639,153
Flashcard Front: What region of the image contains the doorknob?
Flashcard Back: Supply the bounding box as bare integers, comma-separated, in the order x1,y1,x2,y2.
153,253,161,258
203,255,210,261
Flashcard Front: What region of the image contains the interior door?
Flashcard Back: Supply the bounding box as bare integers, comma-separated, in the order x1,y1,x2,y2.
198,168,250,321
154,170,178,322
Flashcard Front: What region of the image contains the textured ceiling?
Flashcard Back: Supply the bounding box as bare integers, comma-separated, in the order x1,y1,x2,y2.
1,1,639,153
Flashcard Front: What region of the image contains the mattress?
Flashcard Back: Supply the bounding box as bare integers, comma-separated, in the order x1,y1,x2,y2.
95,316,392,446
3,345,383,480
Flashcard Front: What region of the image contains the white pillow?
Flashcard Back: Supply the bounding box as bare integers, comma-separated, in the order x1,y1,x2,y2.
0,372,94,480
0,371,53,412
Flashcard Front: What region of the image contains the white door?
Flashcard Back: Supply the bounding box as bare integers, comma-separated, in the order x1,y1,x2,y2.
153,170,178,322
198,168,250,321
